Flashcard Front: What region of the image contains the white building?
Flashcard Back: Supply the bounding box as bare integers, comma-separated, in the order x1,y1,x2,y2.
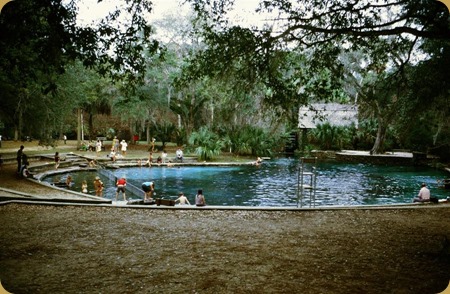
298,103,359,129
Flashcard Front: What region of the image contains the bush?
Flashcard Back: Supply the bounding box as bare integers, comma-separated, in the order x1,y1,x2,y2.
189,127,224,160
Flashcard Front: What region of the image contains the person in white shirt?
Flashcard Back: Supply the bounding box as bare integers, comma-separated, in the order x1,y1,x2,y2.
413,183,431,202
176,148,183,162
120,140,128,156
95,140,102,155
162,150,168,163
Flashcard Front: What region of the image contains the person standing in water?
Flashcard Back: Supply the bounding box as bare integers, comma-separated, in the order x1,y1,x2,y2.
81,180,88,194
142,181,155,202
93,176,104,197
115,177,127,201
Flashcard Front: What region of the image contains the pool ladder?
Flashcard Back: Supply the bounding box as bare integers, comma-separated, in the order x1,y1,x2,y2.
297,157,317,208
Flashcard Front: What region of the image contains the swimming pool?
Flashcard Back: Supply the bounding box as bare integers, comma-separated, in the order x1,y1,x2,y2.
42,158,450,207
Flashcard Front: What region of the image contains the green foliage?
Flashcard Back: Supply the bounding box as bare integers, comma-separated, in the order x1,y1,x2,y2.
399,114,436,153
309,123,352,151
152,122,176,149
175,128,187,147
224,125,282,157
352,120,377,150
0,0,162,140
1,0,448,159
188,127,224,160
185,0,450,156
170,94,208,139
38,137,58,149
56,62,114,137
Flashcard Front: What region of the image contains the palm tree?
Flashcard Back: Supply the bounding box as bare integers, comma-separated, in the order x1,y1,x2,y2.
189,127,223,160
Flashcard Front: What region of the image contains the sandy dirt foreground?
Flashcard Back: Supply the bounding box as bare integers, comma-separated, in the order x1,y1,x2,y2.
0,143,450,293
1,204,450,294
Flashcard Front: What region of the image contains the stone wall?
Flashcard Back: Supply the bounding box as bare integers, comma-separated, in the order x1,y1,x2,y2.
335,153,413,165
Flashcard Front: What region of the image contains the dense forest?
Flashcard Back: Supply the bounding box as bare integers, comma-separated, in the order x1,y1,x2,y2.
0,0,449,160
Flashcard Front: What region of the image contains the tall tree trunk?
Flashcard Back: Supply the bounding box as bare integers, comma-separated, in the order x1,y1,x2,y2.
88,113,94,138
130,120,135,144
59,123,64,140
146,120,151,144
210,103,214,127
371,120,387,154
432,121,442,146
77,108,82,149
15,106,23,141
14,126,19,141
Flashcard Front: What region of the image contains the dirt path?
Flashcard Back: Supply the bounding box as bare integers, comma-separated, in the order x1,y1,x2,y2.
1,204,450,294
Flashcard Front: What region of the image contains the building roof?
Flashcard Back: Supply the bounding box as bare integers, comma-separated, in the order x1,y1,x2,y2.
298,103,358,129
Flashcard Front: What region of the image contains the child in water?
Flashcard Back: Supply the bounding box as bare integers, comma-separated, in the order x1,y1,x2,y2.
81,180,88,193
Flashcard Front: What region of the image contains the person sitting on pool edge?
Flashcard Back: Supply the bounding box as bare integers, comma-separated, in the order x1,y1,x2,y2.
195,189,206,207
20,161,36,179
413,183,431,203
175,192,190,205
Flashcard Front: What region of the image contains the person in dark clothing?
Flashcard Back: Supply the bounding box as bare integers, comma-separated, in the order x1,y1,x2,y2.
16,145,24,173
20,161,35,179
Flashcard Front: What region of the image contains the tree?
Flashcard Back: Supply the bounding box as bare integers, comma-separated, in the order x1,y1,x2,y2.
398,39,450,154
184,0,450,154
339,46,406,154
0,0,162,140
188,126,224,160
170,93,208,142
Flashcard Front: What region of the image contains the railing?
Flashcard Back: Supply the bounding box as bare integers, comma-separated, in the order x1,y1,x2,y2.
297,157,318,208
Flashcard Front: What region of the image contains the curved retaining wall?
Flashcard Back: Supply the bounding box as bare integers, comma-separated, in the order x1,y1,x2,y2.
335,152,432,166
309,150,436,166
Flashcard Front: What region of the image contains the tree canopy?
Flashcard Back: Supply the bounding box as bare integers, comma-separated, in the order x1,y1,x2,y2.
183,0,450,153
0,0,448,157
0,0,161,139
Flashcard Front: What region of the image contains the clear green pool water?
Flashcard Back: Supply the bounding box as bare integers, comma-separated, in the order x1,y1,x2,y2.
43,158,450,207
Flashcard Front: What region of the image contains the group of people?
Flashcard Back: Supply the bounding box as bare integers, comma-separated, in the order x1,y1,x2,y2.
108,138,129,161
16,145,35,178
174,189,206,206
52,174,103,195
79,140,99,152
141,181,205,206
111,136,128,156
137,149,182,167
79,137,128,158
47,170,205,206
